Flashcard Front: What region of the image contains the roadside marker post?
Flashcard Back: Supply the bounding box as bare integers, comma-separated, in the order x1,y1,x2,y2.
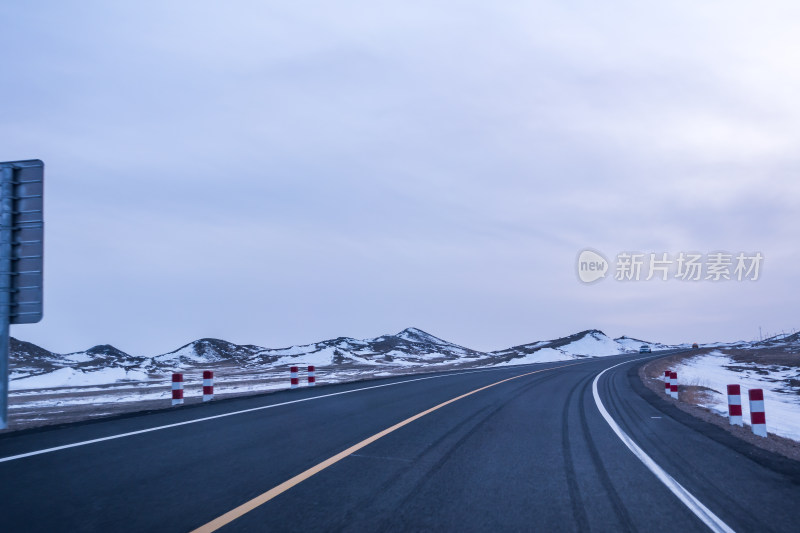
664,370,671,395
290,367,299,389
726,384,743,426
172,373,184,406
203,371,214,402
749,389,767,437
307,366,316,387
669,372,678,399
0,160,44,430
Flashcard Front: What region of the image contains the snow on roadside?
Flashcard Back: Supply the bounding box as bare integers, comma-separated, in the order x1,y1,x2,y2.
673,352,800,442
6,366,430,410
10,367,150,390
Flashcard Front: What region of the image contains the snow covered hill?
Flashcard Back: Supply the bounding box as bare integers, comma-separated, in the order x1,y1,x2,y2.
7,327,492,387
490,329,666,365
8,327,670,390
259,327,489,368
152,338,276,368
8,328,798,434
614,336,675,352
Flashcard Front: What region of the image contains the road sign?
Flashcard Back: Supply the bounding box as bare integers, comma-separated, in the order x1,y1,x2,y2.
0,159,44,429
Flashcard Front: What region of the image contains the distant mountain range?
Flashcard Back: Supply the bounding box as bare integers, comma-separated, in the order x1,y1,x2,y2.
9,328,672,384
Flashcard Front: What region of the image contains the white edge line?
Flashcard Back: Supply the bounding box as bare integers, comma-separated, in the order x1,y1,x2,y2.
592,359,736,533
0,362,574,463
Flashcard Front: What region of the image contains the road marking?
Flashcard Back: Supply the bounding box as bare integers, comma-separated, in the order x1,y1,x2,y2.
592,361,735,533
191,363,578,533
0,363,567,464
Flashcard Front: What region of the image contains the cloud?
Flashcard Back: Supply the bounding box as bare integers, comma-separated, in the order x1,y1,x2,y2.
1,1,799,353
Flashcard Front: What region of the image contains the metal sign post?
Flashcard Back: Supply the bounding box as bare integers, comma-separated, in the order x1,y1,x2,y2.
0,159,44,430
0,165,12,430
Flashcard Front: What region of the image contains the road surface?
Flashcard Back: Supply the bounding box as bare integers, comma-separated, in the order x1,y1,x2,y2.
1,351,799,532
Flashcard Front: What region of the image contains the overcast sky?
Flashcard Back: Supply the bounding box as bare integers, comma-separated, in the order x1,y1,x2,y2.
2,1,799,355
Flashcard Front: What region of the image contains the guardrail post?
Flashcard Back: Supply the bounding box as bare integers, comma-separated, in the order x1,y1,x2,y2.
726,384,743,426
749,389,767,437
203,371,214,402
172,373,184,406
669,371,678,399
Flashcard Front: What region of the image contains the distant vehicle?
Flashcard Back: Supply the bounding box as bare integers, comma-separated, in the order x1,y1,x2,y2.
692,343,699,349
639,344,651,353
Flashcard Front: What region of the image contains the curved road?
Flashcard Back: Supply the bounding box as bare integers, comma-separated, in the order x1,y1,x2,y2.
1,352,799,532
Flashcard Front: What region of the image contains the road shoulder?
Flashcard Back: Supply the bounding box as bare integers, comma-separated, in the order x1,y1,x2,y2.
634,357,800,477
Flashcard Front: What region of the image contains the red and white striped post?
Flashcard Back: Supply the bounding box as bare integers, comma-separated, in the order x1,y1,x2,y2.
669,371,678,399
664,370,671,395
203,371,214,402
290,366,299,389
726,384,743,426
171,373,184,406
749,389,767,437
307,365,316,386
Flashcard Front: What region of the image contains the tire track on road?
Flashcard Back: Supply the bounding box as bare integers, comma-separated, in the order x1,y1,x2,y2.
579,373,637,532
369,370,566,533
561,372,591,531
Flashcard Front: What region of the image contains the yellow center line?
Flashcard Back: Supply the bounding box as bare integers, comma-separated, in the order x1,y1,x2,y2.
191,363,578,533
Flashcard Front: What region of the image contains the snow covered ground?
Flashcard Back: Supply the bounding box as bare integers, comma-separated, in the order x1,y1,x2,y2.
4,327,660,430
672,352,800,442
11,367,151,389
9,328,648,394
6,367,440,409
9,377,348,409
12,327,800,441
6,360,515,431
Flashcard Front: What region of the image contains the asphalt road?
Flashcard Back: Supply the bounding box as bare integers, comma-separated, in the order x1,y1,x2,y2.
1,352,799,532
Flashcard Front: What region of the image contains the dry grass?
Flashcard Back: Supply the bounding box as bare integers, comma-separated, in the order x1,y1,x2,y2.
724,347,800,367
679,383,720,406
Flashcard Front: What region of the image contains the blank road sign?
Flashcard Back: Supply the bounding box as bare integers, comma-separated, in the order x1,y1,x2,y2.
0,159,44,324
